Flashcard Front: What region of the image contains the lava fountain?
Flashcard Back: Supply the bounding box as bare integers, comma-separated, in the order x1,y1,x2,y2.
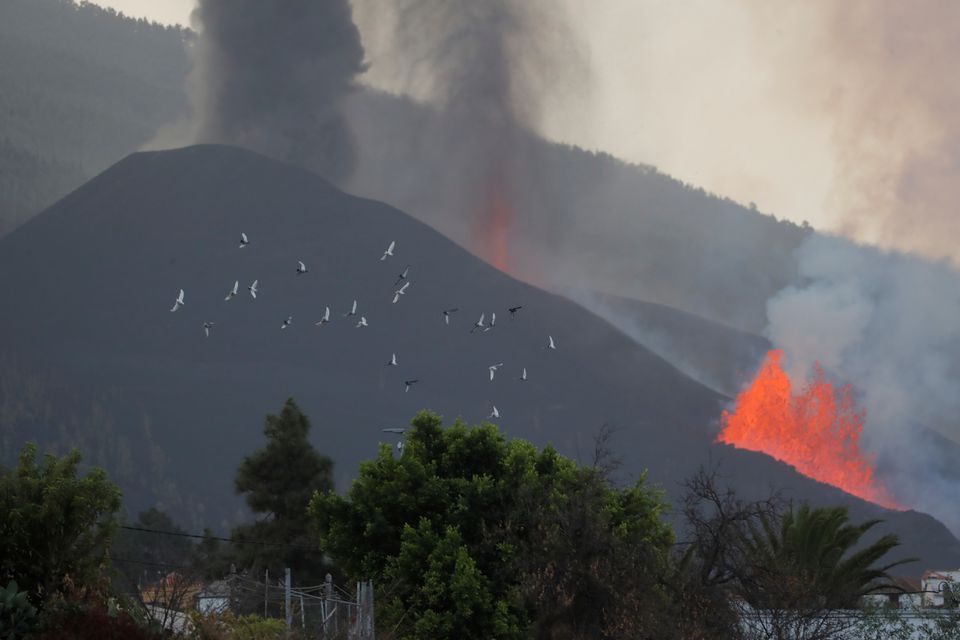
473,176,512,273
717,350,900,509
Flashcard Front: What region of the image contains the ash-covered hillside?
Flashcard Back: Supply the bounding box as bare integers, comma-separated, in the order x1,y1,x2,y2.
0,144,955,572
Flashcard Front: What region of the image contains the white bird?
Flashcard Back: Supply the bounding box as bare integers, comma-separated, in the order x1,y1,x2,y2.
471,313,486,333
170,289,185,312
484,312,497,332
443,308,459,325
547,335,556,350
224,280,239,301
296,260,308,275
488,363,504,381
404,379,419,392
248,280,258,299
380,240,395,261
520,367,528,381
487,406,500,420
344,299,358,317
239,232,249,248
386,353,398,366
315,306,331,326
281,316,293,329
356,316,368,328
203,321,214,337
394,266,410,286
392,281,410,304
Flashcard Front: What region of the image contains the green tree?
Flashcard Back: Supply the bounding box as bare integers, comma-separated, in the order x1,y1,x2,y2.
310,411,675,640
743,504,912,610
229,398,334,585
0,443,121,607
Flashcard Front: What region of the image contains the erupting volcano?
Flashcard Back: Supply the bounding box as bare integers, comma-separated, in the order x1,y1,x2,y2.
718,350,900,509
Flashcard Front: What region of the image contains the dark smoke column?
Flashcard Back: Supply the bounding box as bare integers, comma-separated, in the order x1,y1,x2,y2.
190,0,366,183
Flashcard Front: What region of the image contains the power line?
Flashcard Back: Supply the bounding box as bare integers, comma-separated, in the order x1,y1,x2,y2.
119,524,318,551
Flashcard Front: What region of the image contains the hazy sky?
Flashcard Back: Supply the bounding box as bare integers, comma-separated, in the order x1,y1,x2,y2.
92,1,960,262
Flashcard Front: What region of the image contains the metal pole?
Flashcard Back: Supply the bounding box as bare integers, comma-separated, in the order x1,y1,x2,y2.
264,569,269,618
300,595,305,629
285,568,292,633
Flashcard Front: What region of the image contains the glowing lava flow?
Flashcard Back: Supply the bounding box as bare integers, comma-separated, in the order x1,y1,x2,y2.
474,179,511,272
717,350,900,509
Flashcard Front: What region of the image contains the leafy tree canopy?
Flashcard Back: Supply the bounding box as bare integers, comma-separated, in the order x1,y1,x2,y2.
310,411,675,640
0,443,121,607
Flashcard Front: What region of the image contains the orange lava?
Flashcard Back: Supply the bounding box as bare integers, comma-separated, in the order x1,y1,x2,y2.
475,180,511,272
718,350,900,509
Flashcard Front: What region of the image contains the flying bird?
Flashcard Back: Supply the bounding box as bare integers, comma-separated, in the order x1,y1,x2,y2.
281,316,293,329
170,289,185,312
484,312,497,332
471,313,486,333
386,353,398,367
356,316,368,328
203,322,214,337
394,266,410,286
403,379,419,393
547,335,556,350
487,406,500,420
509,305,523,319
248,280,258,299
239,232,249,248
392,281,410,304
488,363,504,381
442,308,459,325
296,260,308,275
380,240,395,261
381,428,407,434
344,299,358,317
315,306,331,326
520,367,528,381
224,280,239,301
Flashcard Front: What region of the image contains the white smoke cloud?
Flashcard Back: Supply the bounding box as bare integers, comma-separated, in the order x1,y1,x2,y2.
766,233,960,532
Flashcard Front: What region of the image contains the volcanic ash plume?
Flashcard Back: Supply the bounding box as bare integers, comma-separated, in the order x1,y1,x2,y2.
762,233,960,532
347,0,585,275
187,0,366,183
747,1,960,264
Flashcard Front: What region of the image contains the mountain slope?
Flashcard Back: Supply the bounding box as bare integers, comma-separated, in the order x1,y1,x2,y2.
0,145,955,572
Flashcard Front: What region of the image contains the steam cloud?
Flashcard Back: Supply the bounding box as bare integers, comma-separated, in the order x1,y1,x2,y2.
765,233,960,533
188,0,366,183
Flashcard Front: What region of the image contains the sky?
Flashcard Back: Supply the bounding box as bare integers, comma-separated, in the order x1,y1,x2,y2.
92,0,960,263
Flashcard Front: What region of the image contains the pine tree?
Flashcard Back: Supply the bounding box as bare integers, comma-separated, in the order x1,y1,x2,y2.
230,398,334,585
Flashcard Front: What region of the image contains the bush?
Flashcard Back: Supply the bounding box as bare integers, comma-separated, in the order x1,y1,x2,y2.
187,611,286,640
0,580,38,640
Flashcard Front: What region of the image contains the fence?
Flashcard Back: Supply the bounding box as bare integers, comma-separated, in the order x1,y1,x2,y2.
229,571,375,639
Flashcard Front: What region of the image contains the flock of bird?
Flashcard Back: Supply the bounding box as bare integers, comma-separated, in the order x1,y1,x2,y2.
169,232,559,426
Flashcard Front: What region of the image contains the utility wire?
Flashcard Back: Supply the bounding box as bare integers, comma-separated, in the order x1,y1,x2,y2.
119,524,318,551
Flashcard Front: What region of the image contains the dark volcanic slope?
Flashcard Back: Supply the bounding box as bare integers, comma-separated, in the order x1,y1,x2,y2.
0,145,956,571
567,290,771,396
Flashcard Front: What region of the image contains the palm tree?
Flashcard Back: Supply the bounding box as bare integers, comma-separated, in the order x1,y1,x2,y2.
742,504,914,609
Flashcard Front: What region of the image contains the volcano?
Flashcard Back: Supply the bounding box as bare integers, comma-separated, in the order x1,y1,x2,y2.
0,145,957,571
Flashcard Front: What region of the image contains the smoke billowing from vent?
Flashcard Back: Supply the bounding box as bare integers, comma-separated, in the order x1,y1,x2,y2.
188,0,366,182
348,0,585,274
765,233,960,532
